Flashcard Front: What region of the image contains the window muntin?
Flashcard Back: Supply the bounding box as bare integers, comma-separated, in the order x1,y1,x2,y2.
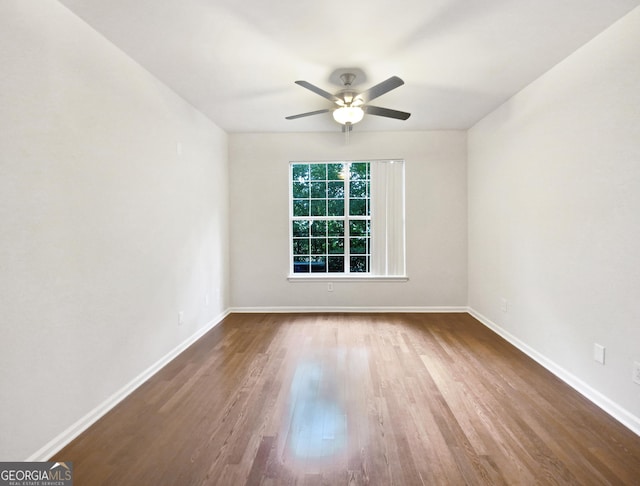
291,162,371,274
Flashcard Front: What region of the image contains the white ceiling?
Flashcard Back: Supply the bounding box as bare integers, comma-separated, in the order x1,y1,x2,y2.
58,0,639,133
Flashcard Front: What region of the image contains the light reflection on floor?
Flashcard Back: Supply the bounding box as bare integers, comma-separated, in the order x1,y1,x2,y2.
283,344,370,466
287,360,347,459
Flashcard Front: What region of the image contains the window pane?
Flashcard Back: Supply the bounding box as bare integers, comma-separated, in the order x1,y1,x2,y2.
294,256,310,273
311,220,326,237
327,199,344,216
328,256,344,272
310,181,327,198
310,164,326,180
327,220,344,236
327,163,345,180
292,182,310,198
328,237,344,254
293,199,310,217
350,237,367,254
350,256,368,273
327,181,344,199
350,180,367,198
311,238,326,254
350,220,369,236
311,256,326,272
349,198,366,216
350,162,368,181
292,220,309,237
293,238,309,255
292,164,310,182
310,200,326,216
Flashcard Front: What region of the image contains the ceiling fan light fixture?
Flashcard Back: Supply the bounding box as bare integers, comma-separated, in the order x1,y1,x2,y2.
333,106,364,125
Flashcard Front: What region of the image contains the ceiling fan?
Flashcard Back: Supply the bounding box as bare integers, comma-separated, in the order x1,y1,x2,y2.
286,73,411,131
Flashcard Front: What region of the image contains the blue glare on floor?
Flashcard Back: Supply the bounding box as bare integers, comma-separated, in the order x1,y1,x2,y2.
288,361,347,459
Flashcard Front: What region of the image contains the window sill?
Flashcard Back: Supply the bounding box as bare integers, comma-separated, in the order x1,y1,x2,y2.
287,275,409,283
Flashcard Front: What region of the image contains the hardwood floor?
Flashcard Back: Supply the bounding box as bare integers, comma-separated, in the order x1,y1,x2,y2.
53,313,640,485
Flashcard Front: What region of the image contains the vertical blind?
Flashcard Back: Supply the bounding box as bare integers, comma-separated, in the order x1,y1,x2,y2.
370,160,406,276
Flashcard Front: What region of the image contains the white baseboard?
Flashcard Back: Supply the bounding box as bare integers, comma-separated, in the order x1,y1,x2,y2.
27,310,230,462
468,307,640,437
229,306,469,313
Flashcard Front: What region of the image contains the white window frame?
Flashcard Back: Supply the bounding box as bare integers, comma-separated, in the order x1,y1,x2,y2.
289,161,371,275
288,159,407,282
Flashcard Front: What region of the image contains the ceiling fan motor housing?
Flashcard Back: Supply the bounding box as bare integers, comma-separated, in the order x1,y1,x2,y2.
340,72,357,87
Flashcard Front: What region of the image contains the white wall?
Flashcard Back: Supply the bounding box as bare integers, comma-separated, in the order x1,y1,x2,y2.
0,1,229,460
468,7,640,428
229,131,467,310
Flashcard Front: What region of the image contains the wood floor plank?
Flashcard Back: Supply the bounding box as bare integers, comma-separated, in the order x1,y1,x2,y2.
52,313,640,485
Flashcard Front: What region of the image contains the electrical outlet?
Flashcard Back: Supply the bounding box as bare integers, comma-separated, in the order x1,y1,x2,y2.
633,361,640,385
327,282,334,292
500,298,508,313
178,311,184,327
593,343,605,365
593,344,605,364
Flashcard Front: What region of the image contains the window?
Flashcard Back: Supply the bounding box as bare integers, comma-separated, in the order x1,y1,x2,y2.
290,160,405,278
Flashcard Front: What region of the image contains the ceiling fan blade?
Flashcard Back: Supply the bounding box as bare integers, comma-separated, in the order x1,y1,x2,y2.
364,105,411,120
358,76,404,103
285,108,331,120
295,81,340,103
